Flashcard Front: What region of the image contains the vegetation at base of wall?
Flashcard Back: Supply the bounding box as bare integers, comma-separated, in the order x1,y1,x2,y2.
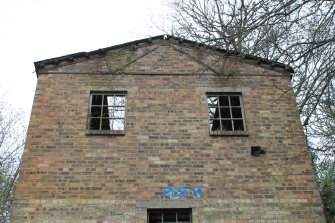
312,153,335,223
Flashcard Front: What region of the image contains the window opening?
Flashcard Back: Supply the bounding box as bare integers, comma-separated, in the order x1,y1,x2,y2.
88,92,126,131
207,94,246,132
147,209,192,223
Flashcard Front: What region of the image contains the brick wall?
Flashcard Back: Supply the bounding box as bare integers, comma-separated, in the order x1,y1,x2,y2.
12,40,325,222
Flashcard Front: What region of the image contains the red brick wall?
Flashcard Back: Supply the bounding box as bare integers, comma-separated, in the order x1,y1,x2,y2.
12,41,325,222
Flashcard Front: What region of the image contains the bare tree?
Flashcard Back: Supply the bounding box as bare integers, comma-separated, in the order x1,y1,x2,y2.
0,93,26,222
167,0,335,159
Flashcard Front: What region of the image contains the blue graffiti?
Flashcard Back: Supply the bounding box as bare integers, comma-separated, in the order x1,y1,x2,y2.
163,187,203,200
191,187,204,198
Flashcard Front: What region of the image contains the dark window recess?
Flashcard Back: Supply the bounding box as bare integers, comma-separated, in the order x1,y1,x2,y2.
207,94,246,132
148,209,192,223
88,92,126,131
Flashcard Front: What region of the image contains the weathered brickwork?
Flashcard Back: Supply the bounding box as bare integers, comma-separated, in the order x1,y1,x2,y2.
12,37,325,222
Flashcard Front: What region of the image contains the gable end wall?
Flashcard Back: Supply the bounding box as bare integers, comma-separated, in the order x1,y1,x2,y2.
12,43,325,222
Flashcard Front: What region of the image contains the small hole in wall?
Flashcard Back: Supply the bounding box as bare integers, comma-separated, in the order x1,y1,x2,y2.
251,146,266,157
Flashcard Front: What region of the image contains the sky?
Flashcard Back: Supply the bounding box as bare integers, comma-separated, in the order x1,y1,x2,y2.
0,0,170,121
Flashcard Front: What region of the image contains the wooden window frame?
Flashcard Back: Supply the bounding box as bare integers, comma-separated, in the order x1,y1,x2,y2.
86,91,127,135
207,93,248,136
147,208,192,223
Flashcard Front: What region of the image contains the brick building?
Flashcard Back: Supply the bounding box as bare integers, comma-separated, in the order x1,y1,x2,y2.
12,35,325,222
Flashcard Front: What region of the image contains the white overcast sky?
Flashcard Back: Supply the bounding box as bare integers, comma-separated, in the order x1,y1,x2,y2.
0,0,170,119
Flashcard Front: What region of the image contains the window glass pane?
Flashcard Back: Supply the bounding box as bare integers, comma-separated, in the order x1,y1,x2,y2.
92,95,103,105
177,211,191,221
113,109,125,118
90,107,101,117
231,107,242,118
221,120,233,131
233,120,245,131
110,119,125,130
163,212,176,222
208,107,218,119
101,118,111,130
102,107,125,118
210,119,221,131
89,118,100,130
149,212,162,223
207,96,218,106
115,96,126,106
102,107,113,117
220,108,231,118
209,119,213,131
105,95,114,106
230,96,240,106
219,96,229,106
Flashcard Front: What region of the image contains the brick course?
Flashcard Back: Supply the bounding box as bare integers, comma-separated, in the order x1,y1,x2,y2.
12,38,325,222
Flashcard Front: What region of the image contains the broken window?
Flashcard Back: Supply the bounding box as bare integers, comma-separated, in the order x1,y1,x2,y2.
207,93,246,132
147,209,192,223
88,92,126,131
